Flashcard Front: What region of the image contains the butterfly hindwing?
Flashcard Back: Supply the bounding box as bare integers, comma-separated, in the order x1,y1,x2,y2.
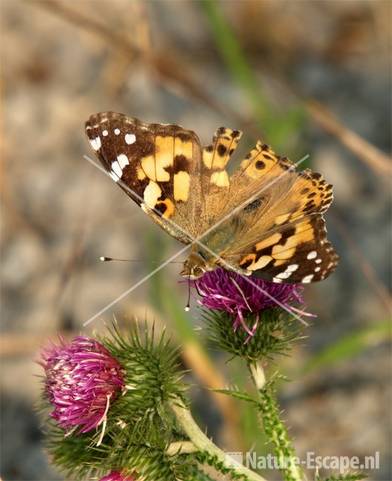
229,216,338,283
202,140,338,282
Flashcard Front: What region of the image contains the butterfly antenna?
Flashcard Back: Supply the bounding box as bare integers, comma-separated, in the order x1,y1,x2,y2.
99,256,183,264
100,256,135,262
185,275,191,312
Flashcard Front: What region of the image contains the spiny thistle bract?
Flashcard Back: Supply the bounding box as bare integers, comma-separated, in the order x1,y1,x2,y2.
202,308,304,362
39,325,199,481
194,269,310,361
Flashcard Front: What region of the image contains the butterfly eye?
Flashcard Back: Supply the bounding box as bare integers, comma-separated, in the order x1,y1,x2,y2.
180,258,206,279
192,266,205,278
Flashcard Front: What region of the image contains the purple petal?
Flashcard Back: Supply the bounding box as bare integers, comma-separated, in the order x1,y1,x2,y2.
194,268,311,337
40,337,124,433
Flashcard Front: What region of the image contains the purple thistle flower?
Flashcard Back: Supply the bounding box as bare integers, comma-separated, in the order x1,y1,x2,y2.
99,471,136,481
41,336,124,434
194,268,312,337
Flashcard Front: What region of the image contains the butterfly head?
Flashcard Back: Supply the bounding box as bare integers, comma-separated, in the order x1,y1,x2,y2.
180,249,212,280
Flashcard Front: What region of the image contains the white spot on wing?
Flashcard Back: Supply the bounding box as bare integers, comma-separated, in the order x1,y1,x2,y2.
272,277,283,283
125,133,136,145
275,263,299,281
302,274,314,283
117,154,129,170
114,128,120,135
109,171,119,182
307,251,317,259
111,161,122,178
90,136,101,151
315,258,322,264
315,267,321,272
287,264,299,272
143,181,162,208
102,130,108,136
276,271,292,279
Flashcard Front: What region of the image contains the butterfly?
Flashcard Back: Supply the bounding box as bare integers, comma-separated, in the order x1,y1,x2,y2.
85,112,338,283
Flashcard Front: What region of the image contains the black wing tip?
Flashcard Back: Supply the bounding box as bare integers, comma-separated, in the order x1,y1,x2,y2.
85,111,122,128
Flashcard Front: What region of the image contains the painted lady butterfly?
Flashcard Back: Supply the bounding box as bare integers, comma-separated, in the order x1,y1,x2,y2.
86,112,338,283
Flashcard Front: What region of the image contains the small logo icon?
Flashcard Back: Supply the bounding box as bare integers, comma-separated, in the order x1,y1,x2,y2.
226,452,244,467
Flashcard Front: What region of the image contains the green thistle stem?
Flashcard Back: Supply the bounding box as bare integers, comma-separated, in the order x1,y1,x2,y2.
169,397,268,481
249,363,266,390
249,362,304,481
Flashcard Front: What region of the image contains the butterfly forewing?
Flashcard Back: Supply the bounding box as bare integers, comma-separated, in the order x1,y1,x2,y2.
85,112,204,243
